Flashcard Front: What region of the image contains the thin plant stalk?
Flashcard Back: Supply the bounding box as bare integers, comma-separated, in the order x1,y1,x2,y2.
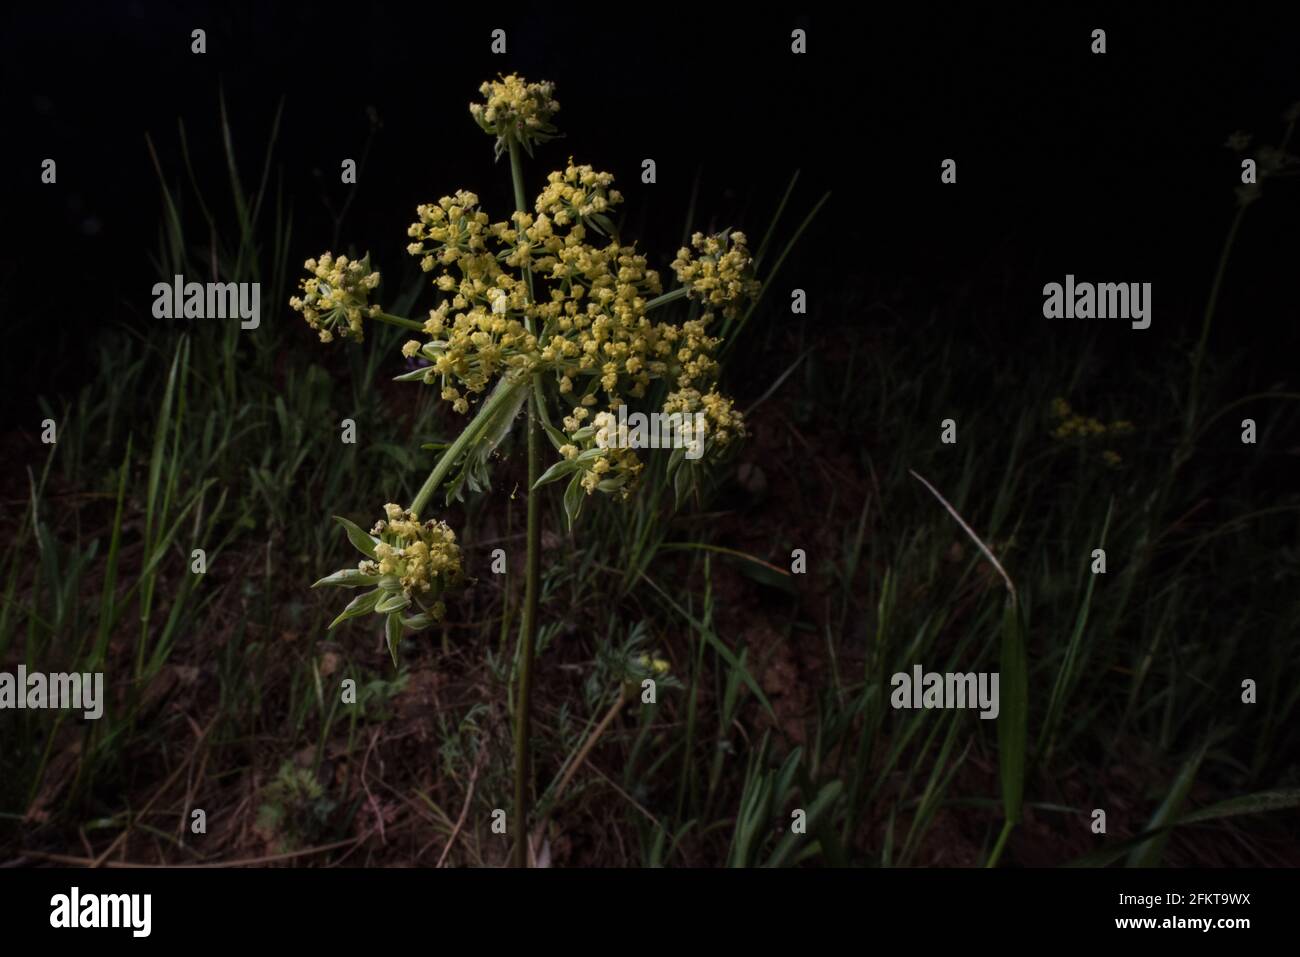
1182,204,1247,458
645,287,688,312
1183,114,1294,459
373,311,426,333
509,135,542,868
408,373,526,516
515,394,540,867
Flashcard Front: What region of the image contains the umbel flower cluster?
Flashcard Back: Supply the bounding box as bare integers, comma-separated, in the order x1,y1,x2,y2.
397,159,755,496
299,73,756,643
671,230,760,322
469,74,560,159
289,252,382,343
366,504,463,607
313,506,463,661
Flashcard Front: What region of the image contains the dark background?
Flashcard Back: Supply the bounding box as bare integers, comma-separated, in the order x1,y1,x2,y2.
3,3,1298,420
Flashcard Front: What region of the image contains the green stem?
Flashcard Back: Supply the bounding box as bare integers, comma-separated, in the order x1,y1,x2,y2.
515,389,541,868
509,140,535,306
509,144,529,225
1184,204,1247,451
508,135,542,868
408,373,526,517
374,311,426,332
1180,115,1294,461
645,287,689,312
722,190,831,347
985,819,1015,868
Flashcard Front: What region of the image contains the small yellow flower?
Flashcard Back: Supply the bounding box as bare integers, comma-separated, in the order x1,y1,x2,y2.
636,653,671,675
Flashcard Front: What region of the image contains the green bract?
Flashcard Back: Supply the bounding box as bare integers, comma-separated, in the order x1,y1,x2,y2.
313,510,462,664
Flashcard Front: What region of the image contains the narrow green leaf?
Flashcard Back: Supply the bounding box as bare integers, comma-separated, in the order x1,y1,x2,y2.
1179,787,1300,825
754,170,799,270
540,417,571,451
333,515,378,559
997,598,1028,826
393,367,433,382
640,573,780,724
385,613,403,668
533,456,580,489
375,592,411,614
312,568,382,589
667,445,685,474
1127,739,1207,867
563,471,585,531
1068,788,1300,867
401,612,436,631
329,588,381,629
766,780,844,868
673,458,693,508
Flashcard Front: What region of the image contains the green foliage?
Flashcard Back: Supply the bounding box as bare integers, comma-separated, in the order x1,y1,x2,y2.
256,761,338,851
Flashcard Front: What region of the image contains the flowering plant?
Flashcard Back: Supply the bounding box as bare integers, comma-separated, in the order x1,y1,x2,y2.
297,74,759,865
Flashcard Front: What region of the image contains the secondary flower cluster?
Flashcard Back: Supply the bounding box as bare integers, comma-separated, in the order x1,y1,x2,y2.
534,163,622,232
402,191,539,412
469,74,560,158
671,231,762,321
362,504,463,609
313,505,463,638
289,252,382,343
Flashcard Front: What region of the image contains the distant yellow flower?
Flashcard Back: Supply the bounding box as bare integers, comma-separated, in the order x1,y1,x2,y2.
1051,399,1136,466
289,252,382,342
636,653,671,675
